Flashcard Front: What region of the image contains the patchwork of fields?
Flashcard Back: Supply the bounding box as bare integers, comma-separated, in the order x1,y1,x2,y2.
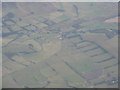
2,2,118,88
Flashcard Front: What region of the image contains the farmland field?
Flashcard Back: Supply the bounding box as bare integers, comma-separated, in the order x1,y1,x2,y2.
2,2,118,88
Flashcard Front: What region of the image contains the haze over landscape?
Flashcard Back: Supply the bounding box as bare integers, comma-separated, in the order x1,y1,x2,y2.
2,2,118,88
